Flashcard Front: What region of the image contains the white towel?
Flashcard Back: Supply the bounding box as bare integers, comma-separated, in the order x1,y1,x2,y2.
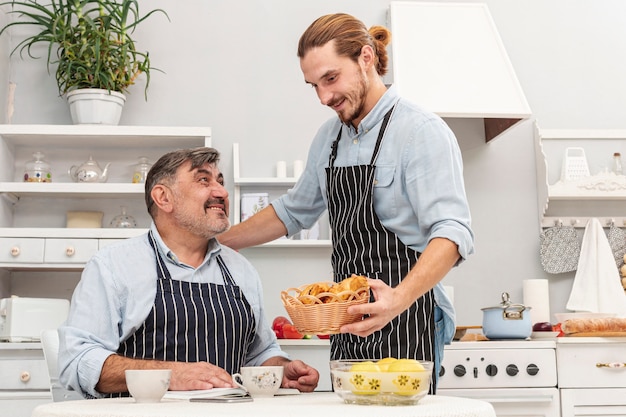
566,218,626,317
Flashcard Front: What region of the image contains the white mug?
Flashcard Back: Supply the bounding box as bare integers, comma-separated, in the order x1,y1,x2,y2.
232,366,283,398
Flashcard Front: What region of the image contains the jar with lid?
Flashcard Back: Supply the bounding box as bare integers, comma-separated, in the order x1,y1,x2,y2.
109,206,137,228
132,156,152,184
23,151,52,182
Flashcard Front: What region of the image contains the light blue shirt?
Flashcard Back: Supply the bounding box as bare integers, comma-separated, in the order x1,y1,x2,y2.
272,85,474,363
58,223,286,398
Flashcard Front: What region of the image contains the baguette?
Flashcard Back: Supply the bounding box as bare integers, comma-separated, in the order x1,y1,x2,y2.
561,317,626,334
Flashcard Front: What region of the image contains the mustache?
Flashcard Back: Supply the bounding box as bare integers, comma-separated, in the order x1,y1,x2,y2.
204,198,226,209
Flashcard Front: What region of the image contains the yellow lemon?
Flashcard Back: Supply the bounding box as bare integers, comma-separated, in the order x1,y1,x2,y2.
349,361,380,372
376,357,398,372
388,359,426,396
349,361,381,395
387,358,424,372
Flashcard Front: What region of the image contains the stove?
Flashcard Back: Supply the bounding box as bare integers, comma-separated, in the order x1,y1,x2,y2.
438,340,559,417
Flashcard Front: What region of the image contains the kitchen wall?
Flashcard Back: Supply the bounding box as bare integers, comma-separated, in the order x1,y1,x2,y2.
3,0,626,325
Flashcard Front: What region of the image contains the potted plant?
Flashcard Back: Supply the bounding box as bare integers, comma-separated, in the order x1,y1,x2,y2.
0,0,168,124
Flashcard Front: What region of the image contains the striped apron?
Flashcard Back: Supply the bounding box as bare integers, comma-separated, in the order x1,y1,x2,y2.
326,107,436,393
111,231,256,396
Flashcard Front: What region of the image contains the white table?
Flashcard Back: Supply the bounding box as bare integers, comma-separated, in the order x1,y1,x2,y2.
32,392,496,417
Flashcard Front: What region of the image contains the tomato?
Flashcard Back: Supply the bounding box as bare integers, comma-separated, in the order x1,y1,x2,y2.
272,316,291,339
317,334,330,340
553,322,564,337
282,323,304,339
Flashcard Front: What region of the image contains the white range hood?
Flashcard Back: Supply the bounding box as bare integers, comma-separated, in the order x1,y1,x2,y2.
389,1,531,142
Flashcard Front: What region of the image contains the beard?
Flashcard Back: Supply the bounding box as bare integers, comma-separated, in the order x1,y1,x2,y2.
173,195,230,239
334,70,369,126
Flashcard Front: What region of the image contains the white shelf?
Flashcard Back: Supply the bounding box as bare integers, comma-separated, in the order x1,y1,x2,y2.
232,143,330,248
0,227,147,238
0,125,211,269
0,182,144,199
0,125,212,148
535,123,626,228
234,177,297,186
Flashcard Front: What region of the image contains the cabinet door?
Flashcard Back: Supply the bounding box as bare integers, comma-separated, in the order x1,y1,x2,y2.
561,388,626,417
0,238,45,263
557,342,626,388
0,358,49,390
44,239,98,263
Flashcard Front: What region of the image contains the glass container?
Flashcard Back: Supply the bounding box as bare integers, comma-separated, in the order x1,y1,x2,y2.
24,151,52,182
613,152,623,175
109,206,137,228
132,156,152,184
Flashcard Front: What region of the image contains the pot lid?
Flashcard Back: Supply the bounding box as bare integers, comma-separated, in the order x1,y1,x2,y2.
481,292,531,311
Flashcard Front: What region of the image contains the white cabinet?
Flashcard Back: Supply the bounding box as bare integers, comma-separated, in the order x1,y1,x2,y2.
557,337,626,417
0,125,211,272
534,124,626,228
0,342,51,417
232,143,331,247
0,125,211,412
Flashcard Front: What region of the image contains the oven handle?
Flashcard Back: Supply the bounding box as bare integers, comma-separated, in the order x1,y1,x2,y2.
597,362,626,368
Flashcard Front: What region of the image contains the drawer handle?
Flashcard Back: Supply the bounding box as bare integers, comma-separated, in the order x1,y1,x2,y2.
10,246,20,257
65,246,76,257
20,371,31,382
596,362,626,368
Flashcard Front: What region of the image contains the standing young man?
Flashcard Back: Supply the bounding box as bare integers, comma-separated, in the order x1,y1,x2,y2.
218,13,473,392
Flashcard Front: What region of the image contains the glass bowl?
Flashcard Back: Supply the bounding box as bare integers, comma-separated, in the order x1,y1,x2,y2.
330,359,432,406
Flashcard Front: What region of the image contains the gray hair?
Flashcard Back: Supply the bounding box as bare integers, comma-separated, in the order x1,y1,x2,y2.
145,147,221,218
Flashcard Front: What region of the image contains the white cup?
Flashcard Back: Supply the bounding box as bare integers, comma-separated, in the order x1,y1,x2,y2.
276,161,287,178
125,369,171,403
232,366,283,398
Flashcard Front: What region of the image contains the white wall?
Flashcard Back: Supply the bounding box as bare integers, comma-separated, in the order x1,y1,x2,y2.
4,0,626,326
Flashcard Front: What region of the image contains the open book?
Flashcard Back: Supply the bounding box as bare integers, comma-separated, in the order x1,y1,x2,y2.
164,387,247,400
164,387,300,400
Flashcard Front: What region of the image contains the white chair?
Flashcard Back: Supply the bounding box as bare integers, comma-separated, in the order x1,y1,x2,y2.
40,329,84,401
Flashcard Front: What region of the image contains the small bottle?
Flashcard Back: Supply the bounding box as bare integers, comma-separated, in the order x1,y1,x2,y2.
614,152,623,175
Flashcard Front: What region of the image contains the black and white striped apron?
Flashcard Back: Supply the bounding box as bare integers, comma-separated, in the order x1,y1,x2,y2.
112,231,256,396
326,107,436,393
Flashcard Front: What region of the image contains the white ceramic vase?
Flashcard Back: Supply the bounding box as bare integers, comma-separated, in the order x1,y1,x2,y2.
66,88,126,125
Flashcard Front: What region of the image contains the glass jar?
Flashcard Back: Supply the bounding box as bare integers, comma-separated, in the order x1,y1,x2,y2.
24,151,52,182
109,206,137,228
132,156,152,184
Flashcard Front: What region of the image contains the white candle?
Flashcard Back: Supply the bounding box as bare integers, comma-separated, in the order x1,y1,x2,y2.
293,160,304,179
276,161,287,178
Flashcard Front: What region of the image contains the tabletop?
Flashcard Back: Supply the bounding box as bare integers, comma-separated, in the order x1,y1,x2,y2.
31,392,496,417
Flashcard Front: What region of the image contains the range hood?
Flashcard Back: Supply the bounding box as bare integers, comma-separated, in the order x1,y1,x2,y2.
389,1,531,142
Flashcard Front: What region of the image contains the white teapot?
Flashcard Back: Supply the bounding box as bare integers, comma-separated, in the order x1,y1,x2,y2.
69,156,111,183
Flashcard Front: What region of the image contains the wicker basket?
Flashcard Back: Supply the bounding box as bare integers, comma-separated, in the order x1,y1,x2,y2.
281,282,370,335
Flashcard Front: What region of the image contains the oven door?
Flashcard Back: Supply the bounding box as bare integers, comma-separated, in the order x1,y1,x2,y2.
438,387,560,417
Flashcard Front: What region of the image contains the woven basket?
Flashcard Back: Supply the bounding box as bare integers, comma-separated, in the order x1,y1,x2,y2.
281,282,369,335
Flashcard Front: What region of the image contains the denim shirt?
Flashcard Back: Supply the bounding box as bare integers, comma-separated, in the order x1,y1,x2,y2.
58,223,286,398
272,85,473,376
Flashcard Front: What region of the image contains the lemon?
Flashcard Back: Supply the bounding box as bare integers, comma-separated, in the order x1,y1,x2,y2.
349,361,381,395
387,358,424,372
388,359,426,396
376,357,398,372
349,361,380,372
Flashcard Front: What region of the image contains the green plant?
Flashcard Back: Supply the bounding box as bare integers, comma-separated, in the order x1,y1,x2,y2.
0,0,168,98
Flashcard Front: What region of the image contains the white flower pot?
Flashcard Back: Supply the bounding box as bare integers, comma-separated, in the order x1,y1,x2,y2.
66,88,126,125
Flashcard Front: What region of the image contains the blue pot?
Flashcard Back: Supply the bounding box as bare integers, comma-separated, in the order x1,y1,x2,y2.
481,292,532,340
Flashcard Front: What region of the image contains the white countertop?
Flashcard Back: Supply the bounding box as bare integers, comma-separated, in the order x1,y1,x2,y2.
32,392,496,417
